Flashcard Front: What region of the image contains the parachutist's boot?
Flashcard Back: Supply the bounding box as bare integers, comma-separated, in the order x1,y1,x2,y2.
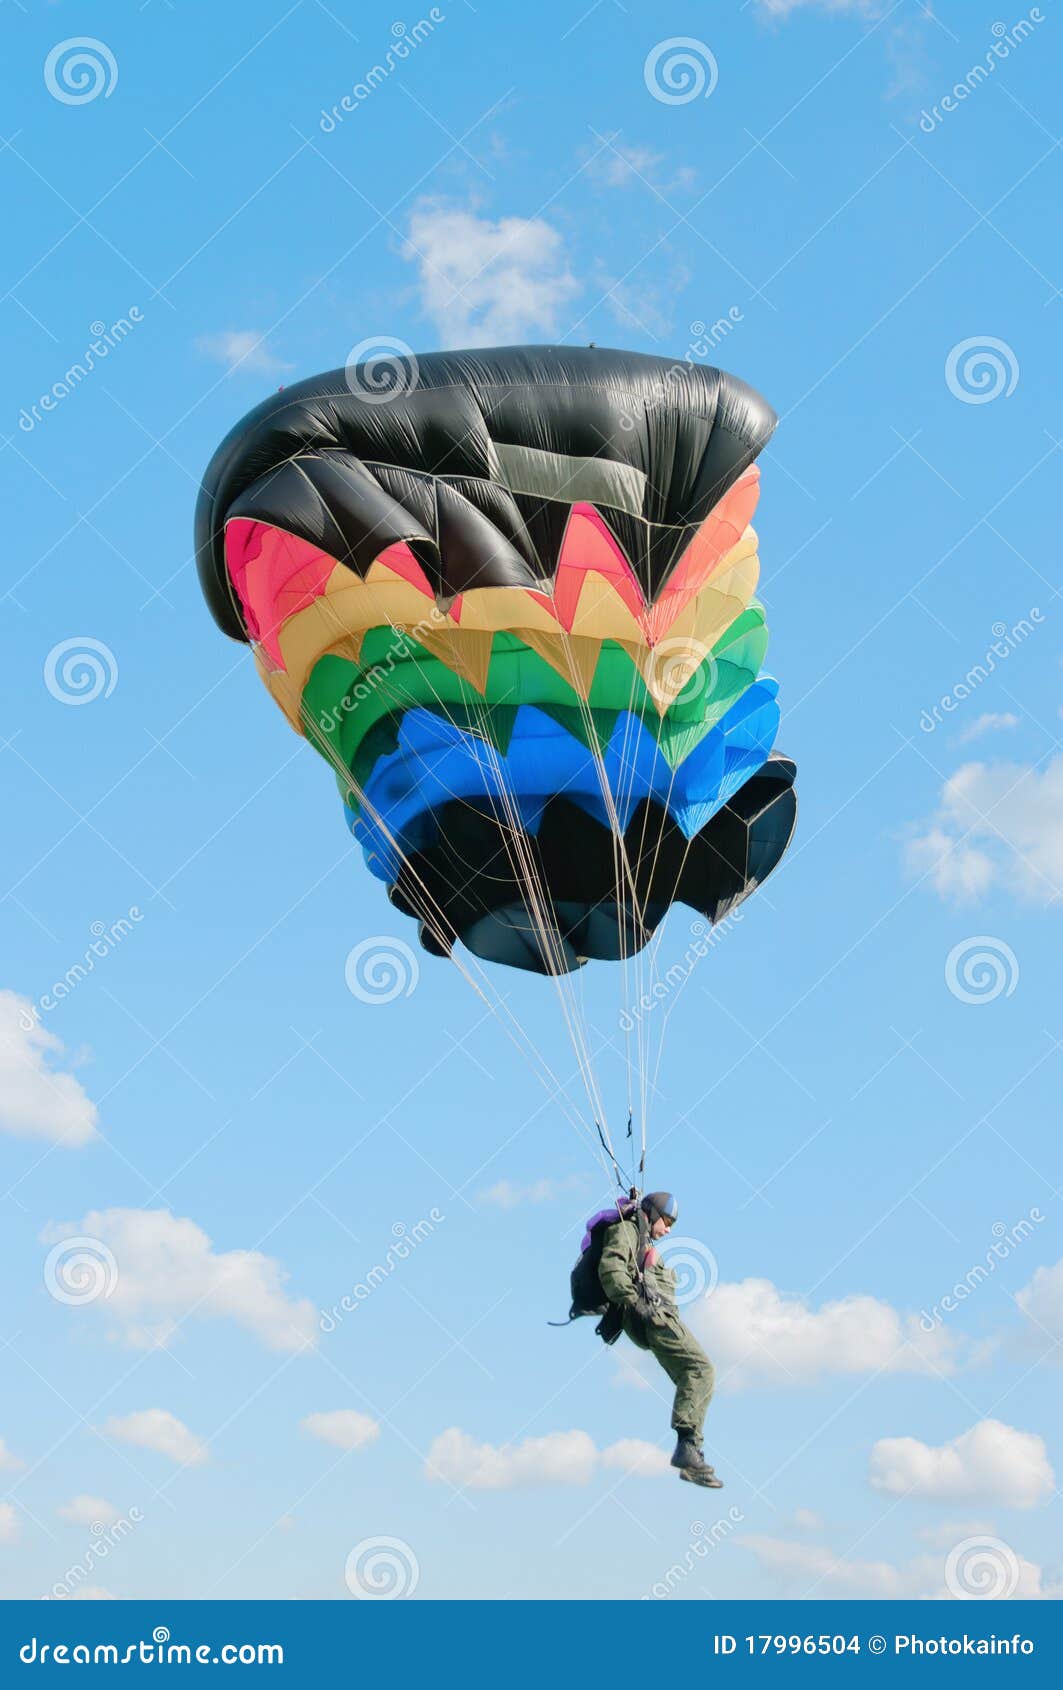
671,1433,722,1488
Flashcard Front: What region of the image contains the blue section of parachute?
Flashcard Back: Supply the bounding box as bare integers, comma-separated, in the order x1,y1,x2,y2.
346,680,781,883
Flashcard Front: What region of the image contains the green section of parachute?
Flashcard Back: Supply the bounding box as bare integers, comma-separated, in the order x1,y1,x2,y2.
297,608,769,810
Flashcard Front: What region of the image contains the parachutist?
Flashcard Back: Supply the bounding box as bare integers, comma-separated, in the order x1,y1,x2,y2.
565,1191,721,1486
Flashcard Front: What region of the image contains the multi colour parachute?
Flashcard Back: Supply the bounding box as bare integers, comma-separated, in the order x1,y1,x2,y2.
195,345,796,977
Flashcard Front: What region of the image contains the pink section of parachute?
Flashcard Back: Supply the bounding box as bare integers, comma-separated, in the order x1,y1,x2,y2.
223,466,759,671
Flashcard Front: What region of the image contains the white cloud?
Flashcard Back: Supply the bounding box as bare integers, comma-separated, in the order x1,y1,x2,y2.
869,1419,1054,1508
0,1503,19,1545
587,139,696,194
0,991,97,1146
600,1438,670,1477
477,1174,586,1209
425,1428,669,1488
742,1531,1061,1599
611,1346,653,1391
906,758,1063,904
755,0,880,17
41,1209,317,1354
195,330,291,374
918,1517,996,1549
100,1409,207,1468
957,712,1020,745
0,1437,23,1472
403,205,579,347
688,1277,959,1388
57,1495,119,1528
598,257,693,339
793,1508,825,1530
905,825,997,902
742,1533,907,1597
426,1427,599,1490
301,1410,380,1452
1016,1256,1063,1346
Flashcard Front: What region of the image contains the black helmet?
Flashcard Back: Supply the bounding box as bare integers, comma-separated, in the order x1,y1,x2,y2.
641,1191,678,1226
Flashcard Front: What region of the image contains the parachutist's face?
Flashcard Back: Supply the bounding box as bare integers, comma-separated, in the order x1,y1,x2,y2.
650,1216,674,1240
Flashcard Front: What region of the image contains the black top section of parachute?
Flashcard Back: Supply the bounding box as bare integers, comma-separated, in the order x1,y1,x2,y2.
195,344,778,639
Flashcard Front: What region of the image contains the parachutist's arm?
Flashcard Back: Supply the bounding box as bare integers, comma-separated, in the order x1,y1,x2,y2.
598,1223,639,1309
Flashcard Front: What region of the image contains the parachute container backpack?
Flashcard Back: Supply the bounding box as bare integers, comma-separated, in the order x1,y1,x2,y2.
568,1200,638,1319
196,344,797,1187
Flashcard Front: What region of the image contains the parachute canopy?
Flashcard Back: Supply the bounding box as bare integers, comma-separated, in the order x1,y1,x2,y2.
196,344,796,974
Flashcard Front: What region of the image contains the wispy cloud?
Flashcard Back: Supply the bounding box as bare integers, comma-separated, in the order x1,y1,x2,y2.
403,204,580,347
586,137,696,195
195,330,292,375
476,1174,586,1209
301,1410,380,1451
99,1409,207,1467
956,712,1020,746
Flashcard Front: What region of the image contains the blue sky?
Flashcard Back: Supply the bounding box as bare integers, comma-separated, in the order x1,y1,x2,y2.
1,0,1061,1602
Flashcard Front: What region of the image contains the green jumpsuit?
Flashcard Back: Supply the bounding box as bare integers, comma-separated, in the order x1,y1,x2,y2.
597,1216,715,1441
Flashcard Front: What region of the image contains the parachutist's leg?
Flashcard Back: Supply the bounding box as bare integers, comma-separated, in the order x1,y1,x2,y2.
642,1316,716,1441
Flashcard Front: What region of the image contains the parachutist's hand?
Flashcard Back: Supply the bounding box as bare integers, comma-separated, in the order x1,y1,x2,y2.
633,1293,665,1324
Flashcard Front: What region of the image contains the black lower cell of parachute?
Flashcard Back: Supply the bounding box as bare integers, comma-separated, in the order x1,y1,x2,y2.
386,753,797,974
